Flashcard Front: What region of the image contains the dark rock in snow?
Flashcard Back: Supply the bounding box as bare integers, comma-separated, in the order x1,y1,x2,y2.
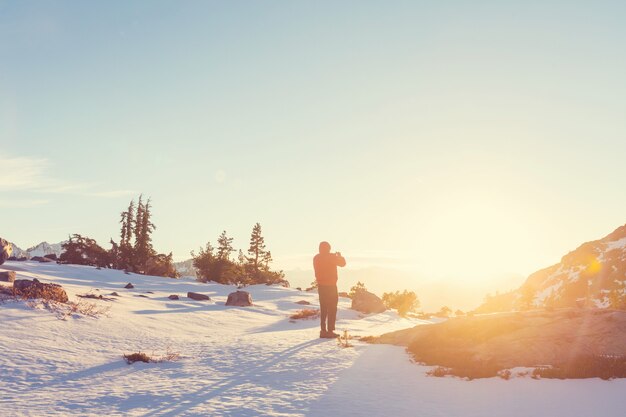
13,279,69,303
110,292,120,297
44,254,58,261
187,292,210,301
351,290,386,314
295,300,311,305
168,294,179,300
225,290,253,307
124,283,134,289
338,292,350,298
0,271,16,283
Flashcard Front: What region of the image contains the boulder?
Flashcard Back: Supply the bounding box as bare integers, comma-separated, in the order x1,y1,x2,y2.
351,290,386,314
124,283,134,289
0,271,16,283
13,279,68,303
168,294,179,300
31,256,52,263
187,292,210,301
295,300,311,305
44,254,58,261
225,290,253,307
0,238,12,265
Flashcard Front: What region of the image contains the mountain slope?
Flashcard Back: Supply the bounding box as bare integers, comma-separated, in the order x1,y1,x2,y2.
477,224,626,312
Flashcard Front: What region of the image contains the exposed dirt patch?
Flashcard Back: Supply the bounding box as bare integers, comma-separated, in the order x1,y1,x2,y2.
372,309,626,378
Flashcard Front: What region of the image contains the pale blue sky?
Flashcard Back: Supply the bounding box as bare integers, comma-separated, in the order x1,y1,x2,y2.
2,1,626,291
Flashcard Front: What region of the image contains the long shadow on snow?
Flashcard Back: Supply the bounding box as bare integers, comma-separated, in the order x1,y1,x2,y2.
142,338,325,417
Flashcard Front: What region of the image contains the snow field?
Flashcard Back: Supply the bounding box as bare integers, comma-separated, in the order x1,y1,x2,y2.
1,262,625,416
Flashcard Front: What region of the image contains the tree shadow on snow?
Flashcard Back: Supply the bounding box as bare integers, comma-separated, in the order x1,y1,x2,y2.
141,338,326,417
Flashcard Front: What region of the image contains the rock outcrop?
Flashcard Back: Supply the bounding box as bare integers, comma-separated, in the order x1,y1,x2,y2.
476,223,626,313
225,291,253,306
351,290,386,314
1,238,12,265
0,271,16,283
374,309,626,378
30,256,52,263
13,279,68,303
187,292,210,301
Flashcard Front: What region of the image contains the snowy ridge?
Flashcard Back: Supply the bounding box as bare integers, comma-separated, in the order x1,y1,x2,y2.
477,223,626,312
8,241,66,259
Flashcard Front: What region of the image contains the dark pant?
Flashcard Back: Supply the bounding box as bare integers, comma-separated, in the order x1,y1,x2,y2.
318,284,338,332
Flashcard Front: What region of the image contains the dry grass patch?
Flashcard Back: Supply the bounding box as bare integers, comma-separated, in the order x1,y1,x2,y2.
290,308,320,320
26,298,111,320
373,309,626,380
123,348,181,364
77,292,116,301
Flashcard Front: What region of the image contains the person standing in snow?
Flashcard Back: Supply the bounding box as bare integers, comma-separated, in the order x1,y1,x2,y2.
313,241,346,338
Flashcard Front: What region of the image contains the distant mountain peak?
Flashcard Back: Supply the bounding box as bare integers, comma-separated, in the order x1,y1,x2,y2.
8,240,66,259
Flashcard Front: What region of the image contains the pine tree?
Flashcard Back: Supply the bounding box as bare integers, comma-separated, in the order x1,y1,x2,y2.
246,223,268,279
261,250,272,270
192,242,215,283
109,238,120,269
119,199,136,271
134,195,144,248
216,230,234,260
134,196,156,273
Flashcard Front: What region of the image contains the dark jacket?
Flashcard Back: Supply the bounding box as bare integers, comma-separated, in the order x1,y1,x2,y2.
313,252,346,286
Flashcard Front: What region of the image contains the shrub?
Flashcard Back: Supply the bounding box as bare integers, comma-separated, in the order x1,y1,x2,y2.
337,330,353,348
60,234,110,268
435,306,452,318
144,252,179,278
382,290,420,317
349,281,367,299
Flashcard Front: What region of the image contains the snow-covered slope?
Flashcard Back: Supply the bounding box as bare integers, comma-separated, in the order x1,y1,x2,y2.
477,224,626,312
1,262,625,416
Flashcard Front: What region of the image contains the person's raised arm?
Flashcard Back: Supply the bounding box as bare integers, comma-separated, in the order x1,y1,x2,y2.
335,252,346,267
